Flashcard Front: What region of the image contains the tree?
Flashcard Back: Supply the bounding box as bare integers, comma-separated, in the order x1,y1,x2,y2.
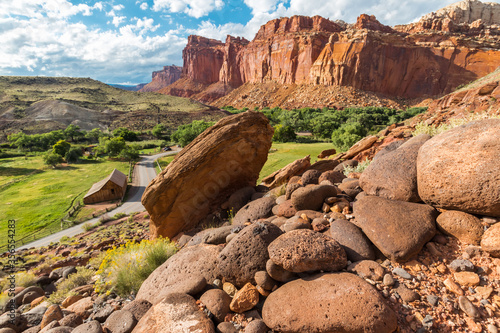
65,147,83,163
52,140,71,157
105,137,126,156
64,124,84,142
272,124,297,142
86,128,109,143
43,152,64,167
119,144,140,162
152,124,167,139
331,122,367,152
171,120,214,147
113,127,138,141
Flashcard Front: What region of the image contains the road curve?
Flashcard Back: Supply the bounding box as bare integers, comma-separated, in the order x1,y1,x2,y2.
16,150,178,250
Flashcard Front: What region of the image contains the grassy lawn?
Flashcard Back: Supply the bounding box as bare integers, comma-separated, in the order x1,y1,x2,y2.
0,155,129,249
259,142,334,182
158,154,178,169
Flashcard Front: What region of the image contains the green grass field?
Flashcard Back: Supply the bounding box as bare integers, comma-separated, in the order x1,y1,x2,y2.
259,142,333,182
158,142,334,182
0,154,128,249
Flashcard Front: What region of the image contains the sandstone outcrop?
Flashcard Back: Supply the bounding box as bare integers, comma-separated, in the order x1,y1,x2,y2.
141,111,273,239
139,66,182,92
417,119,500,217
158,5,500,108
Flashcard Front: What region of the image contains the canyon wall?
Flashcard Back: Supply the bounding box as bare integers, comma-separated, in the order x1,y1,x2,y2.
140,65,182,92
157,1,500,106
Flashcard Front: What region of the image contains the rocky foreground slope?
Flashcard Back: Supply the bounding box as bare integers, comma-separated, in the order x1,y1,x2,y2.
154,0,500,109
2,112,499,333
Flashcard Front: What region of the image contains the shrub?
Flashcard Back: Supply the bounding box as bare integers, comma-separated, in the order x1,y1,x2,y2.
43,151,64,167
53,140,71,157
65,147,83,163
412,112,500,137
114,213,127,219
47,267,94,304
0,271,37,292
95,238,178,297
343,159,372,177
272,124,297,142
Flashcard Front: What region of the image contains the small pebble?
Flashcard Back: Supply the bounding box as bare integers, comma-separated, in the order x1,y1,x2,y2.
426,295,439,306
383,274,395,286
487,324,498,333
213,279,222,289
449,259,475,272
458,296,480,318
392,267,412,280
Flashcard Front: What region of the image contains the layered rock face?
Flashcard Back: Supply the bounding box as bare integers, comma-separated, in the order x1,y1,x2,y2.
159,3,500,106
140,66,182,92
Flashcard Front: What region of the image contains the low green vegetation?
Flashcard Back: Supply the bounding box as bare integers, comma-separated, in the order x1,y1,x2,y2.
47,267,95,304
259,142,334,182
223,106,426,151
0,154,129,249
412,112,500,137
343,159,372,176
171,120,214,147
95,238,178,297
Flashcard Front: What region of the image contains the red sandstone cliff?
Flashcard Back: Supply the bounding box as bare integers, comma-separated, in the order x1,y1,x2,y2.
140,65,182,92
158,1,500,108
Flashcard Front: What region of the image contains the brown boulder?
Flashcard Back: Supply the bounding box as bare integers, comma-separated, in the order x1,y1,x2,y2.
291,184,337,211
308,159,340,173
318,148,337,159
268,229,347,273
300,169,321,185
274,199,296,218
347,260,385,281
136,244,221,305
58,314,83,328
0,313,28,333
343,135,378,159
41,305,64,329
199,289,231,323
436,210,484,245
481,223,500,257
122,300,152,322
353,195,438,262
142,111,273,239
229,283,260,313
261,155,311,189
359,134,430,202
262,272,397,332
417,119,500,217
232,197,276,225
132,293,215,333
103,310,136,333
217,222,282,287
318,170,346,184
66,297,93,319
72,321,102,333
329,219,376,262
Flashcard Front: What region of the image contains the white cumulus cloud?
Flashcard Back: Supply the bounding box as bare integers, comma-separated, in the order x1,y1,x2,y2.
152,0,224,18
140,2,149,10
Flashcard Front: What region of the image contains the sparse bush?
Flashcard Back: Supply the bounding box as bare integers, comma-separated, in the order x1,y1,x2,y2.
95,238,178,297
82,221,101,231
114,213,127,219
412,112,500,137
343,159,372,177
47,267,94,304
0,271,37,292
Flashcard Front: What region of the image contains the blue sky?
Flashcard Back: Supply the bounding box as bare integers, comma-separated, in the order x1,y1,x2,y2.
0,0,496,84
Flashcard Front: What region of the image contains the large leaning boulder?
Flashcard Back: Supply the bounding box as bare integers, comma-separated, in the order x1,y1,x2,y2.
262,272,397,332
142,111,274,239
417,119,500,217
359,134,430,202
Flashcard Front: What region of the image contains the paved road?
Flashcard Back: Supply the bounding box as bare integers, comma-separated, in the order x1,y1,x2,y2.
16,150,178,250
